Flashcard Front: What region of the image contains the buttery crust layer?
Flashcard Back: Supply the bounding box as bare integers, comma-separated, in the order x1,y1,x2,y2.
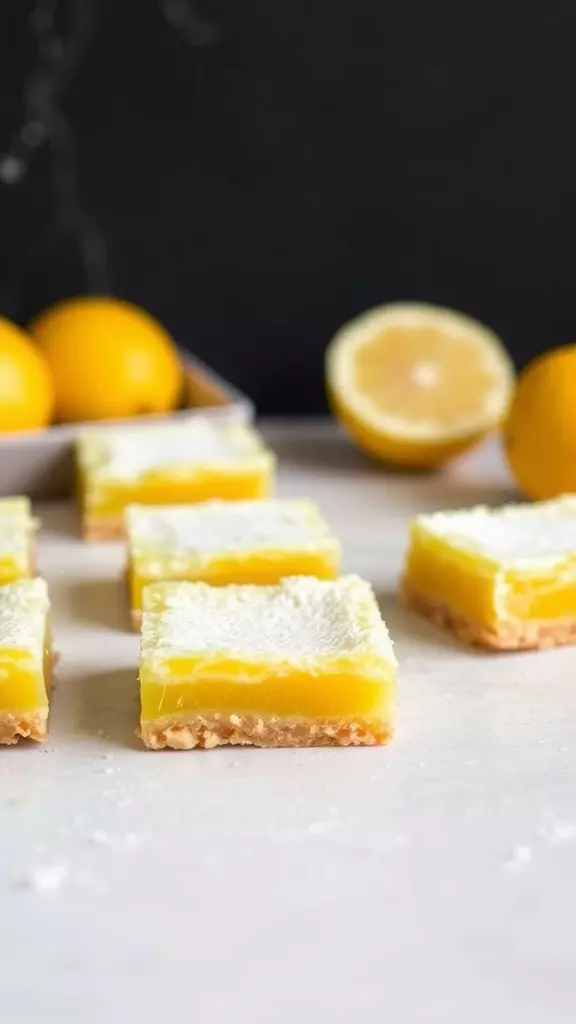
0,711,48,745
0,647,54,745
82,515,126,542
140,712,392,750
401,578,576,652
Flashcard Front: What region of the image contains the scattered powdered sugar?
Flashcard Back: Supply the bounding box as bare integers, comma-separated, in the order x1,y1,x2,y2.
21,862,69,893
101,788,132,809
505,845,532,871
90,829,143,851
538,820,576,846
548,822,576,844
307,820,339,836
18,861,107,895
0,578,48,652
504,818,576,873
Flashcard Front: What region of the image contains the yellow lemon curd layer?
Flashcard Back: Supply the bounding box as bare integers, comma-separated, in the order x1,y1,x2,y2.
404,496,576,629
76,419,275,520
126,499,341,611
0,497,36,582
0,649,50,712
141,667,390,719
0,579,50,714
139,576,396,727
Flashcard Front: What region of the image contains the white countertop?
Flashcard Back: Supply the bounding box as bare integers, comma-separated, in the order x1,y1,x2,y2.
2,420,576,1023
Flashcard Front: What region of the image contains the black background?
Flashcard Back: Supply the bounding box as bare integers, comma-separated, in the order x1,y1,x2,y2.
0,1,575,413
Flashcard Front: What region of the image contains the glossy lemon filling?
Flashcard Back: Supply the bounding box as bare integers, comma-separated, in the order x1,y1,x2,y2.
405,530,576,628
82,469,272,520
0,648,49,713
0,559,32,585
140,665,394,721
130,550,338,611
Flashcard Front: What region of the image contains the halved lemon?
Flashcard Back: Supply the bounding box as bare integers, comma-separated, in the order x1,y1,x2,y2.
326,302,515,468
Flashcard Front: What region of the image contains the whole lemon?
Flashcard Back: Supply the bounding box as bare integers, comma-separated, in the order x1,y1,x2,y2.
29,296,182,423
0,317,54,432
504,345,576,499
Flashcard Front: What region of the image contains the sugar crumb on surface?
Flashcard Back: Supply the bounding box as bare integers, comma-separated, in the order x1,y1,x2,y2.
538,820,576,845
90,829,142,851
20,862,69,893
307,820,339,836
504,845,532,871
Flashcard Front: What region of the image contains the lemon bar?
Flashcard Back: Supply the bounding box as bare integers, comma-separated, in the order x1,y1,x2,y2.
125,498,341,625
76,419,275,541
0,497,37,582
401,495,576,650
0,579,52,744
139,575,396,749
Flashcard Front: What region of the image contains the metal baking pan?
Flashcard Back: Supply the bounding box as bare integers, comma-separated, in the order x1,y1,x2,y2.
0,351,254,498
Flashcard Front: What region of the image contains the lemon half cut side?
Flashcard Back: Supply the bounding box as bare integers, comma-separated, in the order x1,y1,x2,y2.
326,302,515,468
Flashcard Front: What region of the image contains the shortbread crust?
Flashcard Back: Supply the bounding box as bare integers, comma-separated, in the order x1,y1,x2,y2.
140,712,391,750
0,648,54,744
82,514,126,543
401,578,576,651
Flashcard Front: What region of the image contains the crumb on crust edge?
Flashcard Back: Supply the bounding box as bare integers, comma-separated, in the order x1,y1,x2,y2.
400,577,576,652
139,712,392,750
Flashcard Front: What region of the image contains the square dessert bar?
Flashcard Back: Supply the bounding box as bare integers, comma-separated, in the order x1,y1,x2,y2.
0,497,37,582
0,579,52,744
76,419,275,541
125,498,341,625
401,495,576,651
139,575,396,749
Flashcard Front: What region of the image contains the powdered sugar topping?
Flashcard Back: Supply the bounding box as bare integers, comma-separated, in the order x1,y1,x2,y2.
418,496,576,568
142,575,395,665
0,496,34,559
126,499,338,558
0,578,48,654
79,419,273,480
